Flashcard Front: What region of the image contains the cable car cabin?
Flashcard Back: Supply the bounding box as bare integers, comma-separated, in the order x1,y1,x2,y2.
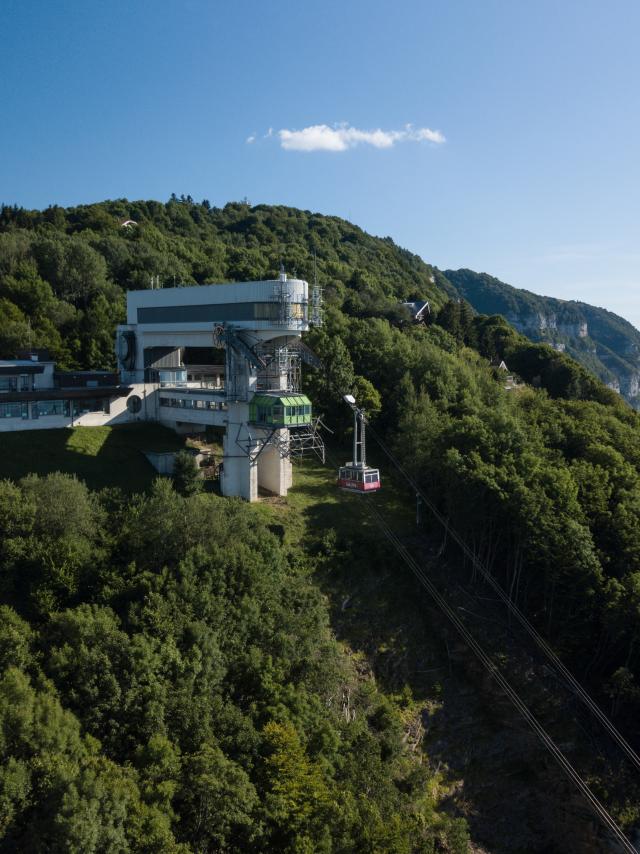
249,394,312,428
338,464,381,493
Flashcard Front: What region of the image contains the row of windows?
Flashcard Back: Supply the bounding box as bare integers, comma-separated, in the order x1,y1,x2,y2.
254,404,311,423
0,399,109,419
0,403,29,419
158,369,188,388
254,303,307,321
159,397,227,412
339,467,380,483
0,375,34,392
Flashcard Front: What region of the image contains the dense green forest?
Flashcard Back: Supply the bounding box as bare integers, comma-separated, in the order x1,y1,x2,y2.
0,475,473,852
2,198,640,849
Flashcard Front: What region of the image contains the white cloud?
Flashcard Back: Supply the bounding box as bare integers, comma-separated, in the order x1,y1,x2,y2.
277,123,445,152
246,133,256,144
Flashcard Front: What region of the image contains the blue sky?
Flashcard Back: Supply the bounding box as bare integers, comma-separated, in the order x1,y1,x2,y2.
2,0,640,326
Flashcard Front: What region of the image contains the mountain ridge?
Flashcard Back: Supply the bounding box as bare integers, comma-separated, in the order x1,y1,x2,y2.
442,267,640,406
1,198,638,406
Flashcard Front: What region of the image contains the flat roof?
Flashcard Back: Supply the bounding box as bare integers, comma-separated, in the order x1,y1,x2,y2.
0,360,51,367
125,278,308,326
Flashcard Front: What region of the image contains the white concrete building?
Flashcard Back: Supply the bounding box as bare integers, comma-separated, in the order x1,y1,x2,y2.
115,270,323,500
0,272,322,501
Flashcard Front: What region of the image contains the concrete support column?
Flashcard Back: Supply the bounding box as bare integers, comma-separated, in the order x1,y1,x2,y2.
257,428,292,496
221,403,258,501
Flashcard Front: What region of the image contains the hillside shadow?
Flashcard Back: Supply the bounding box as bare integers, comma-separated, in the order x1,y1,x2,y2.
287,459,575,853
0,423,186,493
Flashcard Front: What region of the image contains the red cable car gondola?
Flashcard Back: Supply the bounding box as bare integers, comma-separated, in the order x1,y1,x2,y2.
338,395,381,493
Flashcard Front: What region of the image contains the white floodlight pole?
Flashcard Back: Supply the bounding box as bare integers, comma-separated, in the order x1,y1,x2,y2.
343,393,365,467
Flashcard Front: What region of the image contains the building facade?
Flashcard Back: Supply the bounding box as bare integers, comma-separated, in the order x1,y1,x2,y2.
0,351,134,431
115,271,322,501
0,272,322,501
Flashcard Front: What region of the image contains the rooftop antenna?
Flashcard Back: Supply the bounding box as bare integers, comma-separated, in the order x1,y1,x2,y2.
279,261,287,282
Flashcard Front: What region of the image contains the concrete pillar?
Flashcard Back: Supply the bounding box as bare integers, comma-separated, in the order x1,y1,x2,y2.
257,429,292,496
221,403,258,501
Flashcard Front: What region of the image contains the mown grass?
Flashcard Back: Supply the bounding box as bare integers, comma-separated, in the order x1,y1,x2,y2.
259,447,416,551
0,423,187,492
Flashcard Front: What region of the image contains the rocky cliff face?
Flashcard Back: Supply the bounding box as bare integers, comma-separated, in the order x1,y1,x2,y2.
443,269,640,408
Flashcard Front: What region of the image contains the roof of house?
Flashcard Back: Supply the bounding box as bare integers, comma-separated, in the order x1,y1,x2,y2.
401,300,430,319
0,361,46,375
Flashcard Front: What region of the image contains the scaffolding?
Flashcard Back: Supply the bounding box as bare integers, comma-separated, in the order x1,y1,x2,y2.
310,282,323,327
254,339,301,393
243,420,326,464
271,267,295,327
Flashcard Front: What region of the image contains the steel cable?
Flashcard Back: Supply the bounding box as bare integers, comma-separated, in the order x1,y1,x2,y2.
364,420,640,776
354,485,637,853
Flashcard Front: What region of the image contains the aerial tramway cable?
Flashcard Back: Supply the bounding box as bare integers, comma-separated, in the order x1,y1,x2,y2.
351,486,638,853
363,419,640,777
323,395,638,846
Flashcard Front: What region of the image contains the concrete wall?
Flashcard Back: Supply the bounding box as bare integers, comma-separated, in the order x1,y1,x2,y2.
257,430,292,496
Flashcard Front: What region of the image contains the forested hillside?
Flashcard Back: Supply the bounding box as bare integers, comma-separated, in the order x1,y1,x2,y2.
0,198,444,369
0,474,475,852
2,198,640,849
444,268,640,407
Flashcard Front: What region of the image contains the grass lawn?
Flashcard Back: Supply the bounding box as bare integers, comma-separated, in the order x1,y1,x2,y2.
0,423,187,492
258,446,415,549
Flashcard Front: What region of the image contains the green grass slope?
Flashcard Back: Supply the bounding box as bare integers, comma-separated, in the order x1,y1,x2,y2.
0,423,185,491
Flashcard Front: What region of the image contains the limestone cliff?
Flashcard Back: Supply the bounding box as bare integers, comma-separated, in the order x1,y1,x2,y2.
443,268,640,407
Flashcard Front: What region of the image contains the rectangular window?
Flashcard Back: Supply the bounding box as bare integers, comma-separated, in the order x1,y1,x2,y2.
158,369,188,388
253,303,280,321
0,377,18,392
72,399,107,416
35,400,68,417
0,402,23,418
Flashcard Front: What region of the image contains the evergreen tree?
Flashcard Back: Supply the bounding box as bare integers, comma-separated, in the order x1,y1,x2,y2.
172,451,202,496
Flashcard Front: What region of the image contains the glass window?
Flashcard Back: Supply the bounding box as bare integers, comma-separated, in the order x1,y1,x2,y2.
72,398,107,416
36,400,68,417
0,402,23,418
253,303,280,321
0,377,18,392
158,369,187,388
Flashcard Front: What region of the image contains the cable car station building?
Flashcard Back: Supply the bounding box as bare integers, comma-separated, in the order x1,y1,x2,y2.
116,271,323,501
